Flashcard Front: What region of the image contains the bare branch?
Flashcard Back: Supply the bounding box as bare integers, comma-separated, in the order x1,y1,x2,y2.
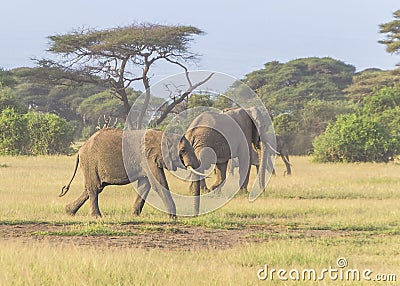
43,23,205,119
154,71,214,125
96,115,118,129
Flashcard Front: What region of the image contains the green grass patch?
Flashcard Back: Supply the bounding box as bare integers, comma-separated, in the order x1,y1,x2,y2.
181,213,244,230
245,232,307,240
33,223,135,237
135,225,188,234
309,223,400,234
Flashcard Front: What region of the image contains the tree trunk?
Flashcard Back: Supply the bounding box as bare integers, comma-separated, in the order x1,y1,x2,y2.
136,76,150,129
120,91,131,118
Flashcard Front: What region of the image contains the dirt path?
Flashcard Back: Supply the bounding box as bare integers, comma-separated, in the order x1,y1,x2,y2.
0,223,349,250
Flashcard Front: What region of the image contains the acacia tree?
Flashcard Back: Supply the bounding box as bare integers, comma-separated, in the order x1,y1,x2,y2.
40,23,212,128
379,9,400,58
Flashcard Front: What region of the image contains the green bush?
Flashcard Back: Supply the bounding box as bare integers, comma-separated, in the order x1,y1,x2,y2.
313,113,398,162
313,86,400,163
361,85,400,115
0,108,29,155
0,99,74,155
25,112,73,155
0,86,27,114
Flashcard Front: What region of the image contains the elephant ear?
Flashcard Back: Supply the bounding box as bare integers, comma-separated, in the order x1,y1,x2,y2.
246,107,262,148
144,131,164,169
161,136,176,171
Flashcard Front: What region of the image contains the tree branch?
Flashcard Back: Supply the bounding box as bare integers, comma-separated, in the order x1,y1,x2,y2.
154,71,214,125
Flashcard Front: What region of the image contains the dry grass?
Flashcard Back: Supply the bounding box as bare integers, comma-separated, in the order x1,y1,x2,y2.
0,236,399,285
0,155,400,285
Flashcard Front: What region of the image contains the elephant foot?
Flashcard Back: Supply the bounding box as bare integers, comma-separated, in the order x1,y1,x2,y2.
90,210,102,218
65,204,77,216
169,214,177,220
200,187,211,194
211,186,222,196
239,187,248,194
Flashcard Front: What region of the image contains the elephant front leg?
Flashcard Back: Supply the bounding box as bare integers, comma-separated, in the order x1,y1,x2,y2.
281,154,291,175
239,166,251,193
189,176,201,216
148,166,176,219
200,179,210,193
238,153,252,193
133,177,151,216
210,162,227,192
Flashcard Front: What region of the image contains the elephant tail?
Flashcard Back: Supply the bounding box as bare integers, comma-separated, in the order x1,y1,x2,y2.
59,154,80,197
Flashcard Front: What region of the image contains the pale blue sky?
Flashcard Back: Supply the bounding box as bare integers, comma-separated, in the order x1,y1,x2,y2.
1,0,399,80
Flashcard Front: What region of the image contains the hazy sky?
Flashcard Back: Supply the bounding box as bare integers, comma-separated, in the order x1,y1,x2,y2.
1,0,399,80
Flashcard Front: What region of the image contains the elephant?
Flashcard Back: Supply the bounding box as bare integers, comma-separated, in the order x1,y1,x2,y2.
184,106,272,195
272,134,291,175
229,134,291,176
59,128,202,218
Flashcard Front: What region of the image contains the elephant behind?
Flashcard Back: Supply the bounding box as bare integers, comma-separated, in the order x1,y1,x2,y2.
229,134,291,176
184,106,272,195
272,135,291,175
59,128,201,218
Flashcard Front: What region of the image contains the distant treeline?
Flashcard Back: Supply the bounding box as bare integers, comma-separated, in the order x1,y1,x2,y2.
2,56,400,160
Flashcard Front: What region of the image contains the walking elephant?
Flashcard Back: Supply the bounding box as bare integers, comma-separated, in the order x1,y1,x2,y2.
59,128,202,218
229,134,291,176
273,135,291,175
185,106,273,194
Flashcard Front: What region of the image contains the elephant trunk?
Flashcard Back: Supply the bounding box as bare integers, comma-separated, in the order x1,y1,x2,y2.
190,178,200,216
258,142,268,191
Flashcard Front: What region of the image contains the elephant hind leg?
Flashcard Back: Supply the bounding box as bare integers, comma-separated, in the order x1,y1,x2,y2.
66,189,89,216
84,178,103,217
210,162,228,192
88,186,102,218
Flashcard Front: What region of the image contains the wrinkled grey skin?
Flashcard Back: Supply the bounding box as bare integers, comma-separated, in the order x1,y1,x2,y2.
185,107,270,194
60,128,200,218
229,134,291,176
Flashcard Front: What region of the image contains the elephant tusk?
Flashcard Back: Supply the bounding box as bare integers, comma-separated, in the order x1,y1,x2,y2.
266,142,281,155
187,166,210,178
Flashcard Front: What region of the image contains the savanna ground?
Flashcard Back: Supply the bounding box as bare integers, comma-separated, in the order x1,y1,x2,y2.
0,156,399,285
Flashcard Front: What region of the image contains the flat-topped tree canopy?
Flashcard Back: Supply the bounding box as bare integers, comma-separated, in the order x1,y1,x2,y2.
48,23,204,61
379,10,400,57
42,23,206,122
